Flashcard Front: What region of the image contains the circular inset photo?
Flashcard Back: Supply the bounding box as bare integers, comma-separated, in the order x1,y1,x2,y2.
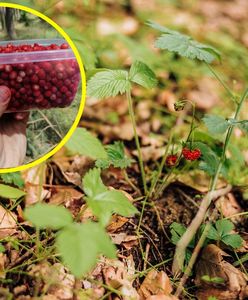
0,5,85,171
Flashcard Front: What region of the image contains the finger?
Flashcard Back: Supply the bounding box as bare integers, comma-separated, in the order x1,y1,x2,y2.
0,86,11,117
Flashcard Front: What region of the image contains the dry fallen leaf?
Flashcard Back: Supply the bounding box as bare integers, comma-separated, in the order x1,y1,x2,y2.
195,244,248,300
103,256,139,300
110,232,138,250
49,187,83,205
147,295,179,300
215,193,243,223
139,270,174,300
0,205,17,239
107,215,129,233
29,262,75,300
22,164,50,206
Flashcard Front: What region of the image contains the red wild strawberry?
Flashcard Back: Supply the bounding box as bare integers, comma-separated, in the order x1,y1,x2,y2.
166,154,178,167
182,148,201,161
0,42,80,111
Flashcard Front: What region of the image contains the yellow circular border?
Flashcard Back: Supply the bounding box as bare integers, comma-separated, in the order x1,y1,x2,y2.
0,2,86,174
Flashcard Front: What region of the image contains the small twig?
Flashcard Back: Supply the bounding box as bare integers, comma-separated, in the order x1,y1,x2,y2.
175,209,219,296
172,184,232,275
143,243,150,271
123,170,141,195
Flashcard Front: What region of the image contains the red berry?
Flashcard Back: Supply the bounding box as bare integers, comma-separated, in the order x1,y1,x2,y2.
182,148,201,161
166,155,178,167
0,42,80,111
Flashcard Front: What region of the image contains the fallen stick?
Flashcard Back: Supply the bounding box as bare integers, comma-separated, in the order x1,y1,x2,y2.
172,184,232,276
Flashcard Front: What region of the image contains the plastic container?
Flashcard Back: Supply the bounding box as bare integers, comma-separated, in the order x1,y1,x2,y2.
0,39,80,112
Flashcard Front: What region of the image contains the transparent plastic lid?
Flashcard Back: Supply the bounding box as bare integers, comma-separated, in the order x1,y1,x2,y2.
0,39,76,64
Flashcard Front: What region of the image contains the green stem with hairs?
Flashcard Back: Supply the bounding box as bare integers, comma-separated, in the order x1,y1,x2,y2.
127,90,147,194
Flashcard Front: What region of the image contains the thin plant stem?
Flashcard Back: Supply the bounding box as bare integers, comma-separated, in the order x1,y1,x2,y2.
174,87,248,297
127,90,147,194
206,63,237,103
156,101,196,198
149,131,174,197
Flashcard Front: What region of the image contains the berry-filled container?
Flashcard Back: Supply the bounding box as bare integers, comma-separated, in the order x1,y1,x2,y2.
0,39,81,112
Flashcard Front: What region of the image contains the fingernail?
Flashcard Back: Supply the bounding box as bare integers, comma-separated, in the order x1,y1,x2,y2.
0,86,11,104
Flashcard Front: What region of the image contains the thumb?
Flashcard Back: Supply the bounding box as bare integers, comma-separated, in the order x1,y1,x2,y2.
0,86,11,117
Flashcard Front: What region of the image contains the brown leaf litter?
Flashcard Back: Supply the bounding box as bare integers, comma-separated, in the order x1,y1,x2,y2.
195,244,248,300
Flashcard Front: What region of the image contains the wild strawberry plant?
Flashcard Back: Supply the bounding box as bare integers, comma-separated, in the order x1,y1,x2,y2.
87,60,158,194
148,21,248,295
24,164,137,277
16,21,247,288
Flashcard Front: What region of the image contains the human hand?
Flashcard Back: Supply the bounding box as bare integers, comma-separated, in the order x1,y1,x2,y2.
0,86,29,168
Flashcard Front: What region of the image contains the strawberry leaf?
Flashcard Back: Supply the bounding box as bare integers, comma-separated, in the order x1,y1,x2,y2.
24,203,73,229
221,234,243,249
56,222,116,278
83,168,138,226
148,21,220,63
129,61,157,89
0,172,24,188
87,69,131,99
202,115,229,135
96,141,133,169
66,128,108,160
0,184,25,199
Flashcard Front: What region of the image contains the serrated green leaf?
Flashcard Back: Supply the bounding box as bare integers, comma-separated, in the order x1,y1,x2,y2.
87,70,131,99
24,203,73,229
148,21,220,63
215,219,234,236
170,222,186,245
96,141,133,169
56,222,116,277
170,222,195,248
206,225,219,241
202,115,229,135
83,168,107,197
83,168,138,226
0,184,25,199
129,61,157,89
222,234,243,249
0,173,24,188
66,128,107,160
206,219,243,249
